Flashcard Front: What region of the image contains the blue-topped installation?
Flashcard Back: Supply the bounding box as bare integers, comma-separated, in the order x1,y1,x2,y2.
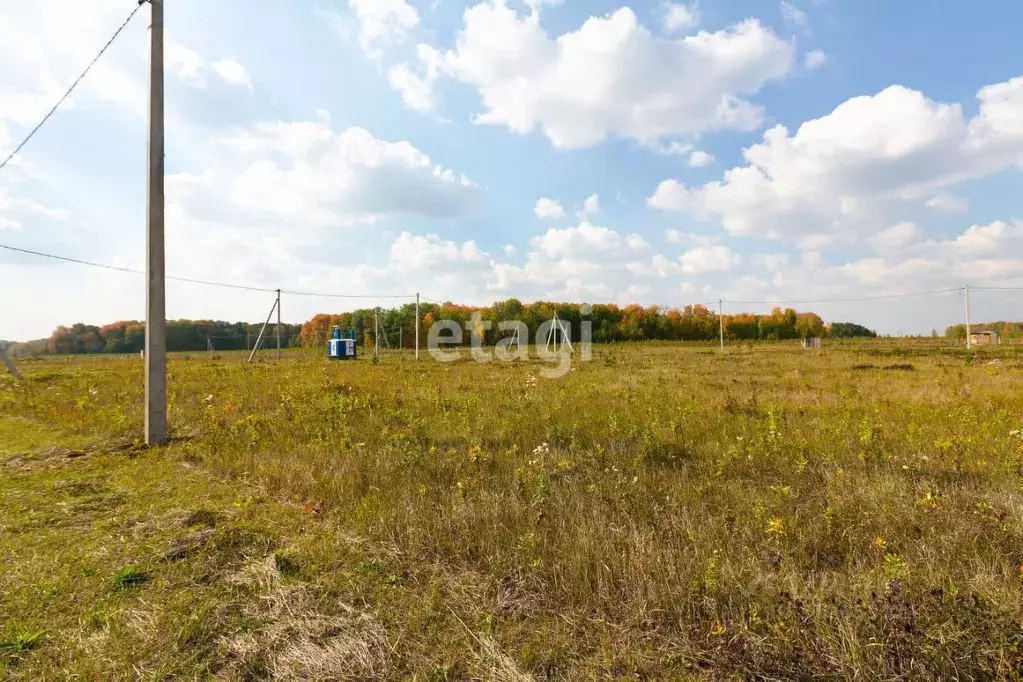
327,325,357,360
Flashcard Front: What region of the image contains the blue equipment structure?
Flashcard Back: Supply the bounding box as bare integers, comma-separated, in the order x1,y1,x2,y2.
327,325,357,360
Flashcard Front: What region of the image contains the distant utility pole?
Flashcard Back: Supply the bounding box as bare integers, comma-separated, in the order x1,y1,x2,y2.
718,299,725,351
276,288,281,361
415,293,420,360
964,284,972,349
144,0,167,445
0,345,22,379
374,308,380,360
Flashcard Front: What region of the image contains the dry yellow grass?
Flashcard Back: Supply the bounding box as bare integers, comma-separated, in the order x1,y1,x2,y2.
3,340,1023,679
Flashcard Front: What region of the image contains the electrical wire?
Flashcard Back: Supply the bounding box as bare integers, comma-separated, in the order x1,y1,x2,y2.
0,243,276,292
0,3,144,172
722,287,962,306
0,245,1007,308
0,243,417,299
281,288,414,299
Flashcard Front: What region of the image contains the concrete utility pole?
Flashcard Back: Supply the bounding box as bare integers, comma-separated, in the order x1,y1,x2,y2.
964,284,972,349
144,0,167,445
276,288,281,361
374,308,380,360
718,299,725,351
415,293,420,360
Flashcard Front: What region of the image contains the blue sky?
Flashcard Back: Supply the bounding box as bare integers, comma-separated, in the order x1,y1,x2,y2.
1,0,1022,340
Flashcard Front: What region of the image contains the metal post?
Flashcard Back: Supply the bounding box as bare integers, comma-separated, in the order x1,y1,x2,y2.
276,288,281,361
144,0,167,445
965,284,972,349
415,293,420,360
718,299,724,350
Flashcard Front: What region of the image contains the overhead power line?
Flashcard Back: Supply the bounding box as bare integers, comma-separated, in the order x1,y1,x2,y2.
0,243,274,292
283,288,414,299
0,3,144,172
1,243,1011,307
0,242,415,299
722,287,962,306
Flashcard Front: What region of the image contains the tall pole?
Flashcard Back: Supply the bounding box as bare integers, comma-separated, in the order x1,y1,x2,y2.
965,284,972,349
276,288,281,361
374,308,380,360
415,293,420,360
144,0,167,445
718,299,724,351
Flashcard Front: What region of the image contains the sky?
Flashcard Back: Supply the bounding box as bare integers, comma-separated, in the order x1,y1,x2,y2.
1,0,1022,341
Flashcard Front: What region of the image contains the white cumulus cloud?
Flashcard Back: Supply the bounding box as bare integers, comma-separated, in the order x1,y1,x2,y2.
348,0,420,56
688,150,714,167
579,193,600,219
925,194,968,212
781,1,809,29
530,222,648,259
870,221,923,253
211,59,251,89
389,44,442,113
534,197,566,219
648,77,1023,241
390,231,488,269
405,2,794,148
679,245,740,274
663,3,698,33
804,50,827,70
172,118,477,227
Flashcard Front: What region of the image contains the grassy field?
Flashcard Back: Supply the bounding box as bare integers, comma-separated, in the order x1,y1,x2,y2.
3,341,1023,680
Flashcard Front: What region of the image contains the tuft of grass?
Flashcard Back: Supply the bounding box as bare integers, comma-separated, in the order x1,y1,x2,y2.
0,628,44,654
113,566,148,591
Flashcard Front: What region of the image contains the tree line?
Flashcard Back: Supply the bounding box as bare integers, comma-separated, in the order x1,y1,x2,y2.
945,321,1022,341
4,301,881,357
6,320,303,357
299,300,874,348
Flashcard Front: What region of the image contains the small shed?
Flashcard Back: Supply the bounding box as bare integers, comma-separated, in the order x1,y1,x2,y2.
970,331,999,346
801,337,822,350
